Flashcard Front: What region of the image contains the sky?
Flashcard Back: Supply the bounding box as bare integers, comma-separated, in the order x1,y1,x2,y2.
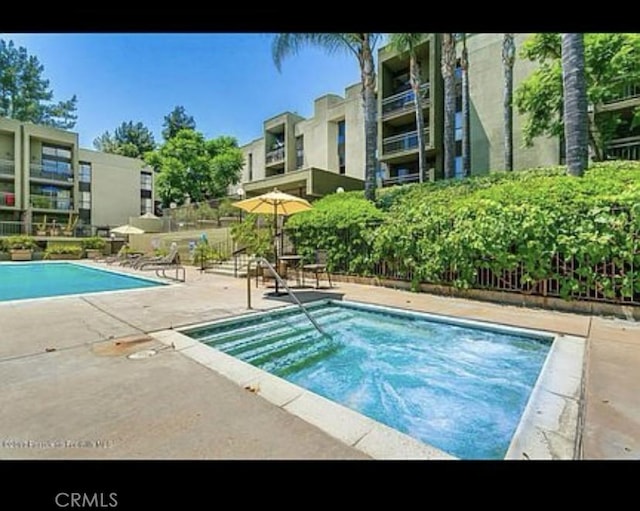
0,33,365,148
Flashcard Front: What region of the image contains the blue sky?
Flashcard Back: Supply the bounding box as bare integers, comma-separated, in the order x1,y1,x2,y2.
1,33,365,148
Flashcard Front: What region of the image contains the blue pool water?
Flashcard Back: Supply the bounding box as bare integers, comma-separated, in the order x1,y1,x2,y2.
188,301,553,459
0,262,163,302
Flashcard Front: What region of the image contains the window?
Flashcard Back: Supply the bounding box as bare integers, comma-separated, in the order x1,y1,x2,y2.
79,162,91,183
41,144,72,180
140,171,152,191
455,111,463,142
454,156,463,178
141,198,153,215
337,121,346,175
79,191,91,210
295,136,304,169
248,153,253,181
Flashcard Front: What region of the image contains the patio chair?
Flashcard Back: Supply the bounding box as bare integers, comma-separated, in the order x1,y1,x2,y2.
104,245,130,265
302,249,332,289
136,245,181,270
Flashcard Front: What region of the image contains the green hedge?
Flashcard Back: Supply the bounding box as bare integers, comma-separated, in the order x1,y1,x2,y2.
285,161,640,301
285,191,385,274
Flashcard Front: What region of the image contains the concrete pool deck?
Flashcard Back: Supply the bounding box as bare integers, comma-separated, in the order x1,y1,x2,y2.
0,263,638,459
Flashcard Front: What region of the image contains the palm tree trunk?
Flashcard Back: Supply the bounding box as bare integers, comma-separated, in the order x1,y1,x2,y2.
441,33,456,179
360,34,378,201
502,34,515,171
410,55,427,183
461,33,471,177
562,33,588,177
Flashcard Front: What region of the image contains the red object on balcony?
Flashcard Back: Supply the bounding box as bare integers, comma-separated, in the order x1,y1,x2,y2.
5,193,14,206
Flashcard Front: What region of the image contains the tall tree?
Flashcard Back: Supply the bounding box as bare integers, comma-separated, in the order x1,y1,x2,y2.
502,33,516,171
388,33,428,183
93,121,156,158
272,33,380,200
145,130,243,206
0,39,77,129
441,33,457,179
162,105,196,141
460,33,471,177
562,33,588,177
515,33,640,161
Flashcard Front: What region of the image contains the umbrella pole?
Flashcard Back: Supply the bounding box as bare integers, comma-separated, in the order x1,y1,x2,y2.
274,203,279,295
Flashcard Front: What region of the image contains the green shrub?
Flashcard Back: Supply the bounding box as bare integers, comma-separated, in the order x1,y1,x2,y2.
45,243,83,257
6,235,38,250
81,236,107,250
283,161,640,301
284,191,386,274
230,214,275,260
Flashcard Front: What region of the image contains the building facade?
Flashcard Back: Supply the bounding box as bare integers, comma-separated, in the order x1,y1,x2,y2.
237,33,639,198
0,117,153,235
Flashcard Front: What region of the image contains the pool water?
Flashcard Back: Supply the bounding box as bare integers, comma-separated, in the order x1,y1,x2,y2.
0,262,163,302
188,301,553,459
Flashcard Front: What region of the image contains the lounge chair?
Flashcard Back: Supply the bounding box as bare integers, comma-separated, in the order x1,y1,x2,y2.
136,245,180,270
302,249,332,289
104,245,129,265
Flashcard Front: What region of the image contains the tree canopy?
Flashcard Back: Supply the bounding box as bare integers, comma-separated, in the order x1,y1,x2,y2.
515,33,640,160
145,129,243,207
93,121,156,158
0,39,77,129
162,105,196,140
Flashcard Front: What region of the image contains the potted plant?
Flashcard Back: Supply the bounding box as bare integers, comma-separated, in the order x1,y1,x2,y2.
0,238,8,261
81,236,107,259
44,243,83,260
35,215,48,236
6,235,37,261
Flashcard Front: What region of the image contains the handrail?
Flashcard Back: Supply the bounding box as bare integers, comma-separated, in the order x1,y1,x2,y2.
233,246,248,278
247,256,328,337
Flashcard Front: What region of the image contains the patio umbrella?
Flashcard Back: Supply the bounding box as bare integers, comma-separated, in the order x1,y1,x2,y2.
139,212,158,219
233,188,312,295
111,224,145,235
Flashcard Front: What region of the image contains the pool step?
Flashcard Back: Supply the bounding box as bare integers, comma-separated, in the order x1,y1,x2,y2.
202,306,350,375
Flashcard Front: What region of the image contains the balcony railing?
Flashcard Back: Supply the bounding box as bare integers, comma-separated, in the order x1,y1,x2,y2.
30,163,74,183
0,191,16,207
382,172,421,187
381,83,430,118
0,221,24,236
382,128,430,155
604,83,640,105
0,159,15,176
606,135,640,161
266,147,285,165
29,194,73,211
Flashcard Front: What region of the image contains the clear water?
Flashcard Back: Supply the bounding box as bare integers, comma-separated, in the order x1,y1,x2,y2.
189,302,552,459
0,262,163,302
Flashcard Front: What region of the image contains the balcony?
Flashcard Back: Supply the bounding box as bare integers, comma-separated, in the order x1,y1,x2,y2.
603,83,640,105
382,128,430,156
381,83,430,119
606,135,640,161
382,172,420,188
0,191,16,207
30,163,74,184
0,159,15,177
266,147,285,165
30,194,73,211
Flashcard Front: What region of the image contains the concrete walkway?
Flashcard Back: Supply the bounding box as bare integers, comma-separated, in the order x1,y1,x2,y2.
0,263,638,459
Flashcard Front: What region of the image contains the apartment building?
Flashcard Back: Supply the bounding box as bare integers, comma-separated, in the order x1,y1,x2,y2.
235,83,367,198
0,117,153,235
238,33,639,197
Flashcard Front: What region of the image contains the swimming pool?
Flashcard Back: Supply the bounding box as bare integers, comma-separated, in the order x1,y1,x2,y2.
185,300,557,460
0,262,165,302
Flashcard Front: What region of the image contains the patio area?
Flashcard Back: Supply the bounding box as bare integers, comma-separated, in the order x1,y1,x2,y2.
0,263,638,459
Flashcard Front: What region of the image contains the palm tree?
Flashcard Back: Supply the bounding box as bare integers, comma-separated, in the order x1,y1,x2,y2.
502,34,516,171
460,33,471,177
441,33,457,179
561,33,588,177
388,33,427,183
272,33,380,200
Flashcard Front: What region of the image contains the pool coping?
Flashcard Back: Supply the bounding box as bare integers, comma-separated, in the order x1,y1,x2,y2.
0,260,176,306
150,299,585,460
